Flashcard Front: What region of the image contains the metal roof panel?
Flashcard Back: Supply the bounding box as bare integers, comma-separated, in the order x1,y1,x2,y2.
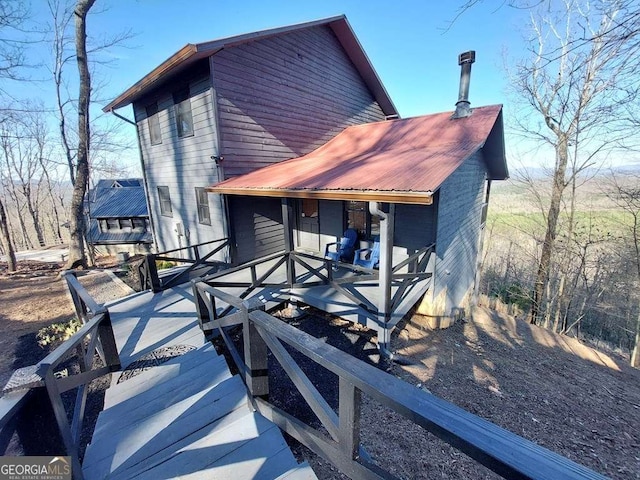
209,105,506,203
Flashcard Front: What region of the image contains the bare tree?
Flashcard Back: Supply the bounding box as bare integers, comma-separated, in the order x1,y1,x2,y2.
607,174,640,367
506,0,639,324
65,0,95,269
0,1,31,271
0,194,15,270
47,0,133,268
0,1,29,86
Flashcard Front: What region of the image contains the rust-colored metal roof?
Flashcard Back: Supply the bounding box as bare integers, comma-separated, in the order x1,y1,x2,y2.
208,105,507,205
103,15,397,116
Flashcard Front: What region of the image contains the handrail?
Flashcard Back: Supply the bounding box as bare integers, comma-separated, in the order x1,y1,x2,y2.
193,282,607,480
1,272,120,480
153,237,229,257
139,238,231,292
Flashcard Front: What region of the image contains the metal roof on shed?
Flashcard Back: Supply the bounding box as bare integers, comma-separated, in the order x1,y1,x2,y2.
208,105,507,205
89,184,149,218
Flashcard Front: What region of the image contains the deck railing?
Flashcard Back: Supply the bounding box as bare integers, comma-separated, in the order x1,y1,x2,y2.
0,272,120,480
198,244,436,326
139,237,230,292
192,281,607,480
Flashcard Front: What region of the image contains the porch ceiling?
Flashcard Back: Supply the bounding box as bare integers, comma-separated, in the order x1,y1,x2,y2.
208,105,506,205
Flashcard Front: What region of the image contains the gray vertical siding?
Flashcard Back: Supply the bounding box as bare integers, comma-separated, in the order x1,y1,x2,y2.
229,196,284,263
317,200,344,254
394,204,436,251
211,25,386,178
133,24,387,260
134,63,227,256
433,151,487,313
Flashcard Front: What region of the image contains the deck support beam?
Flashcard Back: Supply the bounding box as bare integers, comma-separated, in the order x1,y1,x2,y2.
370,202,395,352
282,198,295,287
243,297,269,398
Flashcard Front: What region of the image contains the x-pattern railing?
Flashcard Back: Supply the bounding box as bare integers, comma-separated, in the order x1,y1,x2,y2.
139,237,230,292
0,272,120,480
192,281,607,480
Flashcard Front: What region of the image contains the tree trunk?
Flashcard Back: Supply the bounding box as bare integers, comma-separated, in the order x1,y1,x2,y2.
24,193,45,247
531,134,569,324
0,197,17,271
65,0,95,269
632,304,640,368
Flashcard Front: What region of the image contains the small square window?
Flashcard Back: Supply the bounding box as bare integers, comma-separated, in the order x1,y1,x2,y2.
146,102,162,145
173,88,194,138
345,201,379,239
158,186,173,217
106,218,120,230
132,218,147,230
195,187,211,225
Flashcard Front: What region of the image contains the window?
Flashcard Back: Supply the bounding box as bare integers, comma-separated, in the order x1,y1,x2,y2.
345,201,380,239
301,199,318,218
99,219,108,233
158,186,173,217
132,218,148,230
120,219,134,230
106,218,120,230
195,187,211,225
146,102,162,145
173,88,193,137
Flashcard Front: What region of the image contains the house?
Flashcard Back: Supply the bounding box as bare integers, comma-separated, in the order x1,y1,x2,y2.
86,179,153,255
103,15,507,346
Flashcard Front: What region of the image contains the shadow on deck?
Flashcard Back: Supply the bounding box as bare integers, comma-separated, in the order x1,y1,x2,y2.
0,263,609,480
195,247,436,349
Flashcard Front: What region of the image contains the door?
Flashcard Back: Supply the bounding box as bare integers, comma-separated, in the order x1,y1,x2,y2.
229,196,284,264
297,199,320,252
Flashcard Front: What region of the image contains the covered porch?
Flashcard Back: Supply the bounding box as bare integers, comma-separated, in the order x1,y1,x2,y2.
194,233,435,352
204,105,506,349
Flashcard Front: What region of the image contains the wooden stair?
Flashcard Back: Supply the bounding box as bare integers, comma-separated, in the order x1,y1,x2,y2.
83,344,316,479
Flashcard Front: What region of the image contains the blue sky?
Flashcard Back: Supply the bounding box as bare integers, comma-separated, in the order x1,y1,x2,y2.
95,0,521,118
17,1,534,172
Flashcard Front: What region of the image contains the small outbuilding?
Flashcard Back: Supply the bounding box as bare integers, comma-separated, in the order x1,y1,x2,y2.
86,179,153,255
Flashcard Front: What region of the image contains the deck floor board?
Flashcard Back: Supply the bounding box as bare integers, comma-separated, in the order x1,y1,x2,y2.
83,284,316,479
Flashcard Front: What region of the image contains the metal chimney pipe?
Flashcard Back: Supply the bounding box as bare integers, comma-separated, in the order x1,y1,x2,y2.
453,50,476,118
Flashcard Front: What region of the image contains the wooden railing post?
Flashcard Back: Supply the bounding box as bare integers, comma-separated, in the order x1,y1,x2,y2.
338,377,361,462
62,271,89,324
97,310,121,372
192,280,214,340
325,259,333,283
243,297,269,398
144,253,161,292
43,369,84,480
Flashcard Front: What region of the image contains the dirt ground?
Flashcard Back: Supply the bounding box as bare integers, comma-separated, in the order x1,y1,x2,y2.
0,259,135,387
1,259,639,479
268,306,640,480
0,262,74,387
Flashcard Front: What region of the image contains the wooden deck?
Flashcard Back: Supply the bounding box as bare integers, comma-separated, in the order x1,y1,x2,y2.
200,252,433,332
83,285,316,479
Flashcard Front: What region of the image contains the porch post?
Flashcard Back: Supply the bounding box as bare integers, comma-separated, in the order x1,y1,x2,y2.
281,198,295,286
371,202,395,352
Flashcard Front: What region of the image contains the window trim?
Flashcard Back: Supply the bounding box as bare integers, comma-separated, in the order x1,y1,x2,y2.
146,102,162,145
345,201,380,240
195,187,211,225
158,186,173,217
173,88,194,138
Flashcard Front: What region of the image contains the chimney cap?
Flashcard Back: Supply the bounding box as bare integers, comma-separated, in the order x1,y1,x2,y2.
458,50,476,65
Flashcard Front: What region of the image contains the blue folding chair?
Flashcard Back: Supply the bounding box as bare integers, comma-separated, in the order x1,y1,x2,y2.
353,238,380,269
324,229,358,263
